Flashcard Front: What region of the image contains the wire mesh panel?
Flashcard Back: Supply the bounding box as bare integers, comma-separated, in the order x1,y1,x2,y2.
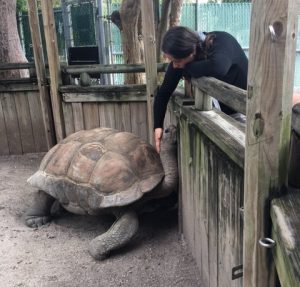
71,2,96,46
17,2,300,86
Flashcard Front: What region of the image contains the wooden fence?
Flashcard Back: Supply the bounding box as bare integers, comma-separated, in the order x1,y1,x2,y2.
0,78,52,155
171,78,245,287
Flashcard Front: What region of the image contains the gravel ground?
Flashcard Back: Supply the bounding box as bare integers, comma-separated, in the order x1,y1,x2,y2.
0,153,202,287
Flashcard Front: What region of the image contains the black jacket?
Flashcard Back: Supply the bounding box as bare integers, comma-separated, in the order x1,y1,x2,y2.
153,31,248,129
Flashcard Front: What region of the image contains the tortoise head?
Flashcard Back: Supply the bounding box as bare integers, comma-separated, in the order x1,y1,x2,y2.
160,125,177,152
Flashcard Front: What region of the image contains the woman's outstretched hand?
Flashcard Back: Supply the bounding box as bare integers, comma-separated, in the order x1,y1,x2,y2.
154,128,163,153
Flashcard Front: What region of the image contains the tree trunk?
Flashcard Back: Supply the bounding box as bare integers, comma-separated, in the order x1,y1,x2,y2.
169,0,183,27
156,0,171,61
119,0,144,84
0,0,28,79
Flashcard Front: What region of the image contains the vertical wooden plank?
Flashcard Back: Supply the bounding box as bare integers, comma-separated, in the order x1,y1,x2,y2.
199,136,209,287
130,102,148,141
62,102,75,136
192,128,203,281
0,94,10,155
207,142,218,287
114,103,131,132
122,103,131,132
40,0,65,141
194,88,212,111
83,103,100,130
14,92,35,153
244,0,298,286
72,103,84,132
99,103,116,129
141,0,157,144
1,93,22,154
28,91,48,152
27,0,55,148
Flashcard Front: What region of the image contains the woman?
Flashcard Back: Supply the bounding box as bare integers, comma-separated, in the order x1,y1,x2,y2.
153,26,248,153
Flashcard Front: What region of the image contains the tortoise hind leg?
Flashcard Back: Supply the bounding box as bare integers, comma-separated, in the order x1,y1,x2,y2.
25,190,55,228
88,210,139,260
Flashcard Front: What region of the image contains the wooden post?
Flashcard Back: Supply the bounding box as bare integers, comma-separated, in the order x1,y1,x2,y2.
27,0,55,149
141,0,157,145
243,0,298,286
40,0,65,141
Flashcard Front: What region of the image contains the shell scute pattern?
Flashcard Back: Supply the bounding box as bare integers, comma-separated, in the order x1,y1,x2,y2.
29,128,165,208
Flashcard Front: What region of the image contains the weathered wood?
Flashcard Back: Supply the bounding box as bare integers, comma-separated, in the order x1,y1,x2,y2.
173,99,245,168
130,102,148,141
60,84,146,94
178,110,244,287
63,63,168,76
27,91,48,152
0,62,35,70
141,0,157,144
1,93,22,154
98,103,116,129
72,103,84,132
218,158,243,287
114,103,131,132
271,188,300,287
0,98,9,155
40,0,65,141
192,77,247,114
62,92,146,103
194,86,212,111
62,102,75,136
243,0,298,286
27,0,54,149
0,83,39,92
82,103,100,130
14,92,35,153
0,79,37,85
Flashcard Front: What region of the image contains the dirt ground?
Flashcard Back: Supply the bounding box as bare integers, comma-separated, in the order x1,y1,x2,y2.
0,153,202,287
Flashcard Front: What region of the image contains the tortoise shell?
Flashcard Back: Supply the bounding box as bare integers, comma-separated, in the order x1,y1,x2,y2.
28,128,164,210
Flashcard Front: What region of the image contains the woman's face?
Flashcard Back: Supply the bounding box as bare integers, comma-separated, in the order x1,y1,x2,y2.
164,53,195,69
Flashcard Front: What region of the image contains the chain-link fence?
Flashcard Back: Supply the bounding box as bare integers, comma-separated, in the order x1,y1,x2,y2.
18,2,300,86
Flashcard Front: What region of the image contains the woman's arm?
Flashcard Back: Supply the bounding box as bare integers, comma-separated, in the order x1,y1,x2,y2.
184,53,232,78
153,64,183,129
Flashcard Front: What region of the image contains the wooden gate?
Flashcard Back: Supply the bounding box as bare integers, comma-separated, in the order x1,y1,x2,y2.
0,79,54,155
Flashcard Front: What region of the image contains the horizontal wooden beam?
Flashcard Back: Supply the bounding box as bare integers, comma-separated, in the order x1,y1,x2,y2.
0,78,38,85
0,62,36,70
62,93,147,102
171,95,245,168
0,83,39,92
61,84,147,102
192,77,247,114
63,63,168,76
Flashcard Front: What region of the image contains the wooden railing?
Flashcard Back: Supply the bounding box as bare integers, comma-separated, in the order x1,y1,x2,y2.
173,76,300,287
170,77,246,287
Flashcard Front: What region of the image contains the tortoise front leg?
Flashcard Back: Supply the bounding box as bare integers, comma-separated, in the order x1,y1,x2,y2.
25,190,55,228
88,210,139,260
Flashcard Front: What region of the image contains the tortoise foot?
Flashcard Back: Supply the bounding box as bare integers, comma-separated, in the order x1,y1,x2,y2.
25,190,55,228
25,215,51,228
88,210,139,260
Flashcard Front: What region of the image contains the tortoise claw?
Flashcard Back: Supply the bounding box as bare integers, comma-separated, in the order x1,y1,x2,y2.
25,215,51,228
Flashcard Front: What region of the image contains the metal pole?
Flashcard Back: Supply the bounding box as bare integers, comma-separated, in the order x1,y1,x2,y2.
97,0,108,84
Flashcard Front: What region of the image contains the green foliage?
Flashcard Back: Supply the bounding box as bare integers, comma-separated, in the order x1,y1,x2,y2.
16,0,27,12
16,0,62,13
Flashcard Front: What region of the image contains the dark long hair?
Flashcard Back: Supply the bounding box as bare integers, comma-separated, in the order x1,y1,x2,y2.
161,26,215,60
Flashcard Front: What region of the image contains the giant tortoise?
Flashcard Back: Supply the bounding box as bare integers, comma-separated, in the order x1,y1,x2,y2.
25,126,178,260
